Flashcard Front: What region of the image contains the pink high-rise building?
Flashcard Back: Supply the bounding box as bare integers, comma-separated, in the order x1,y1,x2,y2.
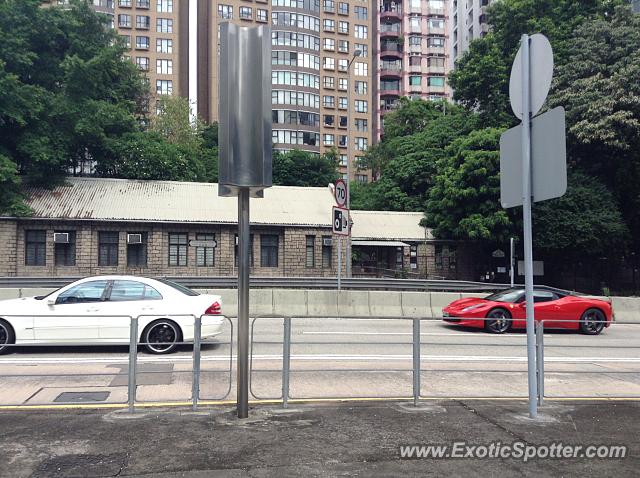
375,0,451,140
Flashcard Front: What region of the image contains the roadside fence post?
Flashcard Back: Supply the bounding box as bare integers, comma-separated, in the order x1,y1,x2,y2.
412,318,421,406
128,316,138,413
536,320,545,405
282,317,292,408
192,315,202,411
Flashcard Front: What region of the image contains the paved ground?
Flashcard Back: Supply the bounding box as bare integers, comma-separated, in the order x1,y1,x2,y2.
0,318,638,405
0,400,637,477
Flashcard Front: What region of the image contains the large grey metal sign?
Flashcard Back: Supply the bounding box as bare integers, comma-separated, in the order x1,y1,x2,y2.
218,23,272,419
218,23,272,199
500,106,567,208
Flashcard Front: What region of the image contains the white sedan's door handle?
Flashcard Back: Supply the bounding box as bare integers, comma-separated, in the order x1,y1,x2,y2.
86,307,100,313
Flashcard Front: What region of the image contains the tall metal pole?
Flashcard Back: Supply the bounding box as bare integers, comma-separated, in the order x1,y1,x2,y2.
237,188,250,418
337,237,342,291
520,34,538,418
510,237,515,287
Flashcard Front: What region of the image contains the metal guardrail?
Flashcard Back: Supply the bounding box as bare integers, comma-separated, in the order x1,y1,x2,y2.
248,315,640,404
0,276,578,294
0,314,234,410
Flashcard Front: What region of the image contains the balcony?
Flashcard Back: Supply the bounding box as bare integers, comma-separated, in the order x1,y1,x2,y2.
380,5,402,22
380,88,401,98
408,63,422,74
379,66,402,79
380,44,403,60
380,24,401,39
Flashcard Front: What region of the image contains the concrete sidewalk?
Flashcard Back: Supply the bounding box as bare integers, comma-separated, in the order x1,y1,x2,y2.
0,400,637,477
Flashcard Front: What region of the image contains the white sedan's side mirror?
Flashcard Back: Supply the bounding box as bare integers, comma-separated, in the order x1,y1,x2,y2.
47,299,55,307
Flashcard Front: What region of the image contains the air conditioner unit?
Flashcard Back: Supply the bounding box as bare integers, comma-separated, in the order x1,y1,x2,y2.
127,233,142,244
323,238,333,246
53,233,69,244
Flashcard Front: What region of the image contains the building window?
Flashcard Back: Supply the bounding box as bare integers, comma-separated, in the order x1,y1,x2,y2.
239,6,252,19
25,230,46,266
323,19,335,32
322,236,332,268
339,154,347,166
195,233,215,267
355,174,368,183
323,133,335,145
338,21,349,34
120,35,131,48
338,97,347,109
136,15,150,29
156,38,172,53
355,6,367,19
156,59,172,74
168,233,187,266
323,0,334,12
338,59,348,71
323,95,335,108
427,36,445,48
135,36,149,50
98,231,119,267
306,236,315,267
355,43,368,57
338,78,348,90
354,80,367,94
156,0,172,13
428,76,445,87
354,62,367,76
53,231,76,267
338,40,349,53
119,0,132,6
355,118,368,131
257,8,268,22
409,75,421,86
324,114,334,126
135,56,149,70
156,18,172,33
354,100,367,113
339,115,347,127
234,234,254,267
260,234,279,267
118,14,131,28
338,2,348,14
355,25,367,39
218,4,233,19
323,76,335,89
127,232,147,267
156,79,173,95
136,0,150,7
355,137,368,151
435,244,456,270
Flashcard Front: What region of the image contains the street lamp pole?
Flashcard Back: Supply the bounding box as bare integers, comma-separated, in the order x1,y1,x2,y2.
346,49,361,278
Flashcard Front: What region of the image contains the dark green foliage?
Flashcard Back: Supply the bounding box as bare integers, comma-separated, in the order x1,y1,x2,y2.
272,149,339,187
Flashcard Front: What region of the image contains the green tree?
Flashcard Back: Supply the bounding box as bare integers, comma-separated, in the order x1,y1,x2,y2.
448,0,625,126
0,0,145,212
272,149,339,187
423,128,513,242
548,5,640,249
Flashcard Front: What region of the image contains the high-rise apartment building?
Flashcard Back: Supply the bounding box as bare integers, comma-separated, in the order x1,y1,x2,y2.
375,0,451,140
46,0,373,182
450,0,494,65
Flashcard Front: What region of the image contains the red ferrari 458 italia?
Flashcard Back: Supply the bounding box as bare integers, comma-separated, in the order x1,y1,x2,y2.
442,288,613,334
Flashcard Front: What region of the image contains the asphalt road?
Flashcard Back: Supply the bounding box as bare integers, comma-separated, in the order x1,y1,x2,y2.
0,318,638,406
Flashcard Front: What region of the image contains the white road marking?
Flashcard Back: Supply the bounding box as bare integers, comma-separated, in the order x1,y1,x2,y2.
1,355,639,365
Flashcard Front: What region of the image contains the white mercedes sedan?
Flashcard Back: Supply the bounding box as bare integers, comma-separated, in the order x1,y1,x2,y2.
0,276,225,354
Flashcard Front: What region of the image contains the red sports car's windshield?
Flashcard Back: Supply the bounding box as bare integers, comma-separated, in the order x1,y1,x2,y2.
484,289,524,303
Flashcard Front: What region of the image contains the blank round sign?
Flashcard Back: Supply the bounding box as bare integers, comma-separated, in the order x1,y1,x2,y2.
509,33,554,120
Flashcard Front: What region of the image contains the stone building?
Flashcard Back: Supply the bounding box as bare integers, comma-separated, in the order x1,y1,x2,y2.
0,177,475,280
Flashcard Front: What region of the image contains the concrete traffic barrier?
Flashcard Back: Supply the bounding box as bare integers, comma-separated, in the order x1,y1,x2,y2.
611,296,640,323
216,289,238,318
369,291,402,318
429,292,462,318
19,288,56,298
0,289,20,300
307,290,338,317
400,291,431,318
250,289,274,316
337,290,370,317
273,289,307,317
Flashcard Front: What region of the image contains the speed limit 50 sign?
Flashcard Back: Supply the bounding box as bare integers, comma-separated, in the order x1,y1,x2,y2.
332,206,349,236
334,179,348,207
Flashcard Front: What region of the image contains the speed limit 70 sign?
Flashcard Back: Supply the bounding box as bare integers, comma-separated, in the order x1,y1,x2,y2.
332,206,349,236
334,179,348,207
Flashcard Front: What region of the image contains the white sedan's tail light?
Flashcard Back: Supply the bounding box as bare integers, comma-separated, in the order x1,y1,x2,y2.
205,301,222,315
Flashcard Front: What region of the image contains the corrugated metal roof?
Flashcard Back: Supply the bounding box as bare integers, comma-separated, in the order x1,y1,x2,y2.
350,210,433,241
21,177,433,241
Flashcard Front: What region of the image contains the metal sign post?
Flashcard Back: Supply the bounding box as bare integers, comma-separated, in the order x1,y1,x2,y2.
501,33,564,419
219,23,272,419
510,237,515,287
519,34,538,419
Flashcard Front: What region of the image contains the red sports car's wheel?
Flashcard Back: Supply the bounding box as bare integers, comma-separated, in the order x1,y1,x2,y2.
579,308,605,335
485,308,512,334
